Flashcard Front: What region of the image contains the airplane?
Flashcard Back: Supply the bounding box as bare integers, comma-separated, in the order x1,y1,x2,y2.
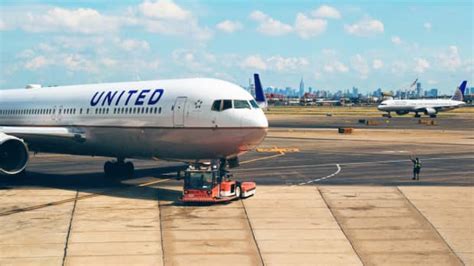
0,75,269,177
377,81,467,118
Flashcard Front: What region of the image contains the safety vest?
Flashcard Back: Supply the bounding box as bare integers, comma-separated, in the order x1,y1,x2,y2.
415,162,421,168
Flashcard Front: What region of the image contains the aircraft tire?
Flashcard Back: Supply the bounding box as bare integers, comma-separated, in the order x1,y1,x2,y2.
125,162,134,178
104,161,114,178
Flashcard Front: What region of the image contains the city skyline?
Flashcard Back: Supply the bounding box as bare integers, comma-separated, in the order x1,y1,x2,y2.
0,0,472,94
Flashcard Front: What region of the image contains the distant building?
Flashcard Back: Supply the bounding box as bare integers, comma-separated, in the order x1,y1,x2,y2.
429,88,438,98
416,82,422,97
351,87,359,98
468,87,474,95
299,77,305,97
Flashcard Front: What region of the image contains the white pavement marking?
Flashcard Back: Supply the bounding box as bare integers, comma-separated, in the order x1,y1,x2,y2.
297,164,342,186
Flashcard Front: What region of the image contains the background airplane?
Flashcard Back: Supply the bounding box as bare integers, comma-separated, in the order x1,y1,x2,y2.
0,75,269,177
377,81,467,118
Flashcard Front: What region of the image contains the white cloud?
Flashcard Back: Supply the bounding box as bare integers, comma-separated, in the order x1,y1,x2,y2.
249,10,267,21
241,55,267,70
391,36,402,45
216,20,243,33
391,61,408,74
267,56,309,71
424,22,432,30
250,10,292,36
0,19,7,31
241,55,309,72
414,58,430,73
323,61,349,73
62,54,96,72
17,49,35,59
118,39,150,51
101,58,118,67
172,49,215,73
294,13,327,39
142,18,212,40
138,0,190,20
138,1,212,41
24,56,50,70
372,59,384,69
350,54,370,79
21,7,120,34
314,71,322,80
438,45,461,71
345,18,384,37
312,5,341,19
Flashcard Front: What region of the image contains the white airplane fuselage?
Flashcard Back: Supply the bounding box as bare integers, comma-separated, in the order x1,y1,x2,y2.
0,78,268,162
377,99,466,115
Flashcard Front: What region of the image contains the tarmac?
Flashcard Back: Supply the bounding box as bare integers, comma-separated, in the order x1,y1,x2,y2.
0,116,473,265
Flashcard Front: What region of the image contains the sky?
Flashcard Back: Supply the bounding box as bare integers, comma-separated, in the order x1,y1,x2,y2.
0,0,472,94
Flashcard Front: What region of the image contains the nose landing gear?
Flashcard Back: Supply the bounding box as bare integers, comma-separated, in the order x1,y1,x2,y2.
104,159,134,178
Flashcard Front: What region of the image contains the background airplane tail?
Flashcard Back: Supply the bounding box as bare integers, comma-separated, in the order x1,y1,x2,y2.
254,73,267,109
451,80,467,101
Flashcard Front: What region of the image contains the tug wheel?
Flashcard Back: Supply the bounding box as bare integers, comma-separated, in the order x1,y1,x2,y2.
235,186,241,199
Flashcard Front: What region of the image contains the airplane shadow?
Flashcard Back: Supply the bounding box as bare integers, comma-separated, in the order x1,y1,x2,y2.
0,165,188,204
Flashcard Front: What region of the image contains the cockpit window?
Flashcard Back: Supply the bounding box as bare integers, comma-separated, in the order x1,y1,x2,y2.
250,100,259,109
234,100,251,109
222,100,232,110
211,100,221,111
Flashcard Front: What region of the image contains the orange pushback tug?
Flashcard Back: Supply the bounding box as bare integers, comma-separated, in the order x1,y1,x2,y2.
180,163,256,203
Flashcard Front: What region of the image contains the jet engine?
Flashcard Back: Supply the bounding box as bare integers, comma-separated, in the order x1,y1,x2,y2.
0,133,29,175
395,110,409,115
424,108,437,115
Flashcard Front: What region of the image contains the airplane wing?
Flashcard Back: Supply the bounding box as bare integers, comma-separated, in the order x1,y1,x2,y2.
0,126,86,143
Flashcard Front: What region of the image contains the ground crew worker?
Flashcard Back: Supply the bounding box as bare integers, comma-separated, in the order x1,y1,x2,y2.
410,157,421,180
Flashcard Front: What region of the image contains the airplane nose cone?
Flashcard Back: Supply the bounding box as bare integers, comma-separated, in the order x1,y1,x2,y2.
257,109,269,128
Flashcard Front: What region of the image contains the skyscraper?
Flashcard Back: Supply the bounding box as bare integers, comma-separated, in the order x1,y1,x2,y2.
299,77,305,97
416,82,422,98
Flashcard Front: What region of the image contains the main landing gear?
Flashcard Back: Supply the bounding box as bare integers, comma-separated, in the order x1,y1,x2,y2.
104,159,134,178
414,112,421,118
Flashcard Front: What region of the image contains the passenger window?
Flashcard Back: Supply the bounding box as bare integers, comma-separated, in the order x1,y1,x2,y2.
211,100,222,111
234,100,250,109
222,100,232,111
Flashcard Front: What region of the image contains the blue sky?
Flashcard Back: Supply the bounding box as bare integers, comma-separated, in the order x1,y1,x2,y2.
0,0,472,93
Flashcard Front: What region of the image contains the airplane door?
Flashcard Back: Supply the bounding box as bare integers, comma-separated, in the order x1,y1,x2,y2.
173,97,187,127
55,105,63,122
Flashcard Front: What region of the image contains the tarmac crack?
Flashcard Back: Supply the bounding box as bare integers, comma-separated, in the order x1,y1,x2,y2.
62,190,78,266
317,187,365,265
158,199,166,266
396,187,464,265
241,200,265,266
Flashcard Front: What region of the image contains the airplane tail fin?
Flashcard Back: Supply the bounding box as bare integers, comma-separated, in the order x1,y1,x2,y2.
451,80,467,101
254,73,267,109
